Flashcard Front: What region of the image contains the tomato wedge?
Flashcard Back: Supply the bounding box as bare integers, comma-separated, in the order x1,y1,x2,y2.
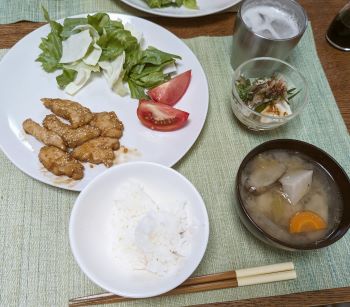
148,70,192,106
137,100,189,131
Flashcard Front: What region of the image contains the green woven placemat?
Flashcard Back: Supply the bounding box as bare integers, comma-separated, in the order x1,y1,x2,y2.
0,24,349,306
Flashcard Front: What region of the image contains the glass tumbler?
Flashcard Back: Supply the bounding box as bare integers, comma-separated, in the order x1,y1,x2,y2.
231,0,308,69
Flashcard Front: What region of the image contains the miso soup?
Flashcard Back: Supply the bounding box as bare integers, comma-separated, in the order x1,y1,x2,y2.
239,149,343,247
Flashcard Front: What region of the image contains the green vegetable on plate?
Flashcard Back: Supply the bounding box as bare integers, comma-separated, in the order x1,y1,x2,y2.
36,7,181,99
144,0,198,9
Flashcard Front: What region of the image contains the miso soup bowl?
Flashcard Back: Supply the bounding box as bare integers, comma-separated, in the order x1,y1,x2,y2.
235,139,350,251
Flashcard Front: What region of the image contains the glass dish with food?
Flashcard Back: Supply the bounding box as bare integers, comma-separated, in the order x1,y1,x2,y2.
235,139,350,251
231,57,308,131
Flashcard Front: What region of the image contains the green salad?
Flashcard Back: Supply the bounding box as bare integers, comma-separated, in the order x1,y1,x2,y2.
144,0,198,9
36,8,181,99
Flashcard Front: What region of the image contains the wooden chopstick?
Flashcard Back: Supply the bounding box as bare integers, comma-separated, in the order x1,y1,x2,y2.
179,270,236,286
69,262,296,307
69,279,238,306
69,280,237,307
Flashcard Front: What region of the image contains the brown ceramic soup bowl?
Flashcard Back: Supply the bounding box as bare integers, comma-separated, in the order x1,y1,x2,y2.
236,139,350,251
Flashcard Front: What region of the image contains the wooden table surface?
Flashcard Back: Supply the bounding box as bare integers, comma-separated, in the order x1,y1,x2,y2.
0,0,349,306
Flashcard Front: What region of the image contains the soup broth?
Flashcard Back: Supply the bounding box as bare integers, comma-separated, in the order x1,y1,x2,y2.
240,149,343,247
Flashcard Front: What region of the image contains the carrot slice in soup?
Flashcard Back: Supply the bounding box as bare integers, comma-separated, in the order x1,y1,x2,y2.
289,211,327,233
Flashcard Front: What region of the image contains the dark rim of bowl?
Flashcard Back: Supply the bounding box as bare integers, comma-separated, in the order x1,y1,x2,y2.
236,139,350,250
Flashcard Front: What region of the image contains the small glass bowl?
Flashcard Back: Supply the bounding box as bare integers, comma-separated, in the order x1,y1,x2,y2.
231,57,308,131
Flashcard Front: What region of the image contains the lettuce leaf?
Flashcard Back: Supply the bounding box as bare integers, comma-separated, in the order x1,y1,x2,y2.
131,71,170,88
56,68,77,88
140,46,181,65
183,0,198,9
42,6,62,35
97,29,126,62
145,0,183,8
36,7,63,72
124,23,143,43
61,18,88,39
87,13,112,35
96,19,138,62
123,48,143,78
128,79,149,99
125,47,180,98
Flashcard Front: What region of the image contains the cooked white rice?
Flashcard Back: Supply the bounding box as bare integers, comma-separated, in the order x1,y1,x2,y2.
111,179,197,276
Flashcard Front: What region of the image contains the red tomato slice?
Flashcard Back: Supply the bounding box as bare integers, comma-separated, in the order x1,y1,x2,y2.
137,100,189,131
148,70,192,106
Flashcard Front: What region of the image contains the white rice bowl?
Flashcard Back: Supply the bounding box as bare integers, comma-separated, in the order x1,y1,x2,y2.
69,161,209,298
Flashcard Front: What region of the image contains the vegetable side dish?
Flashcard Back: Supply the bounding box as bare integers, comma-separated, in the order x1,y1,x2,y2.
36,9,194,132
144,0,198,9
137,70,192,131
37,9,181,99
235,75,300,119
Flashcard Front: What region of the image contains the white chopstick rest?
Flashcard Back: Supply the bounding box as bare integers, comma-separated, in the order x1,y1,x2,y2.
235,262,294,278
237,270,297,286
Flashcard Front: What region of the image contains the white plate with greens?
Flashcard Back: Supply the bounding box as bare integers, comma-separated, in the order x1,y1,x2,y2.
0,13,208,191
121,0,240,18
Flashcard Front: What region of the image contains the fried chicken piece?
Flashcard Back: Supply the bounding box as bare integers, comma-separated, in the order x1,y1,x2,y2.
90,112,124,139
72,137,120,167
41,98,93,128
43,115,100,148
23,119,66,151
39,146,84,180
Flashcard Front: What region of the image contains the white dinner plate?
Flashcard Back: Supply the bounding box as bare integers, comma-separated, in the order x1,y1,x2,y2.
0,13,208,191
121,0,241,18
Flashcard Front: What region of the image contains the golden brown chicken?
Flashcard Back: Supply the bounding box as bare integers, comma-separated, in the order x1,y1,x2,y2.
41,98,93,128
72,137,120,167
39,146,84,180
23,118,67,151
43,114,100,148
89,112,124,139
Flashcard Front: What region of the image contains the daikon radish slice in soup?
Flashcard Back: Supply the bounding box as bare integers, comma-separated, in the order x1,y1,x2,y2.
279,169,313,205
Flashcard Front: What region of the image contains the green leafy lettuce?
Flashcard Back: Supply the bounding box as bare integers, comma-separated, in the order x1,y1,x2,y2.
125,46,180,99
36,7,63,72
36,9,181,99
144,0,198,9
56,68,77,88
